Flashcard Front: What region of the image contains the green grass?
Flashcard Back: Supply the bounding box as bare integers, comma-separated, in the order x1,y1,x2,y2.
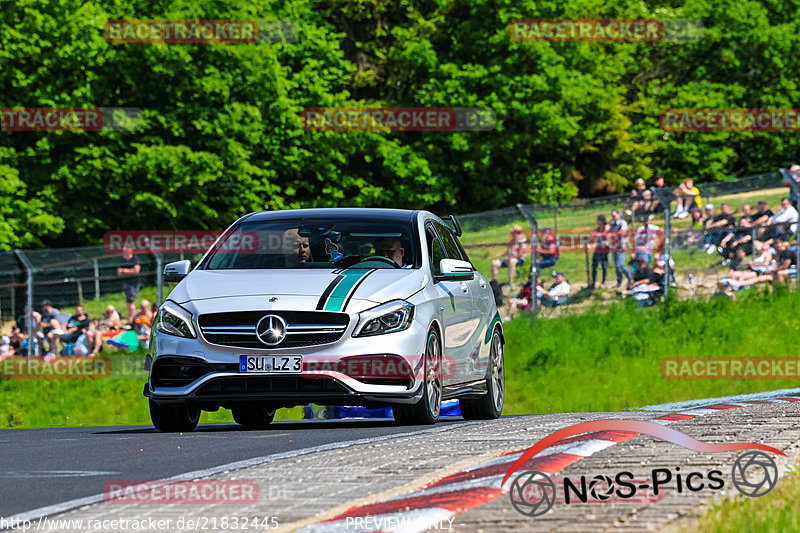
684,464,800,532
502,286,800,415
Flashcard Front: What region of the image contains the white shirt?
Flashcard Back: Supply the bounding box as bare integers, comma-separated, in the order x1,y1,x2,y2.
549,281,571,296
770,205,798,233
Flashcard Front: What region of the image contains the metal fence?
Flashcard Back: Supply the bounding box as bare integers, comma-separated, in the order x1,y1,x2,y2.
1,169,797,344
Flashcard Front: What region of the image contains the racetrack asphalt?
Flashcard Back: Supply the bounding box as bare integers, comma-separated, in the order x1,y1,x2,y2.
0,418,467,519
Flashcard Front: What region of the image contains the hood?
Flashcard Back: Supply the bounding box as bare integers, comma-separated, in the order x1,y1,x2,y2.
169,268,427,313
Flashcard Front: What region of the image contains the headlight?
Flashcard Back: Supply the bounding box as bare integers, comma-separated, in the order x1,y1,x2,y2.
156,301,196,338
353,300,415,337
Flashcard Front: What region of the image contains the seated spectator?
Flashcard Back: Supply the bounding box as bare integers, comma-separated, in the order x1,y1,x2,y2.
684,207,706,248
624,178,647,215
702,203,735,254
40,300,66,360
633,190,657,219
629,257,655,289
673,178,702,218
768,198,798,234
96,305,123,335
630,218,661,273
536,271,570,308
719,204,754,259
491,224,529,287
13,307,40,355
1,336,13,359
774,240,798,284
59,305,91,356
9,326,23,355
133,299,155,347
505,275,534,321
534,228,559,270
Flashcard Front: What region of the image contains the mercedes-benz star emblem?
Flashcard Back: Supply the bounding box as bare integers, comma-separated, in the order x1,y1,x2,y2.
256,315,287,346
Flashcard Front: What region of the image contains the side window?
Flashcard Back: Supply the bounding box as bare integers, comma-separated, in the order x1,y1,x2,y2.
435,222,472,266
426,225,446,275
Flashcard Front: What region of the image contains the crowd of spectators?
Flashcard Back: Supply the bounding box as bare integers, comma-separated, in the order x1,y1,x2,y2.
1,248,155,360
491,166,799,316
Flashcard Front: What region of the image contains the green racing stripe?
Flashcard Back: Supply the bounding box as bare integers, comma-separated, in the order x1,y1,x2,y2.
322,269,376,312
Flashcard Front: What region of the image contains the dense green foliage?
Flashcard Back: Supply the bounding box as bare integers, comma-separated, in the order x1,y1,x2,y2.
2,0,800,248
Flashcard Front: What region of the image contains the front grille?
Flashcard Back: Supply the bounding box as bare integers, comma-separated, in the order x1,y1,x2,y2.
151,356,238,387
198,310,350,349
194,376,350,396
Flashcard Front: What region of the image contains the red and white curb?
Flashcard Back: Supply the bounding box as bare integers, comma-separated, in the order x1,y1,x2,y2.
297,397,800,533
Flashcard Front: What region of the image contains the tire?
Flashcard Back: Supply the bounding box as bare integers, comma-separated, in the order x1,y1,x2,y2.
149,399,200,432
460,328,504,420
232,406,276,427
394,329,442,425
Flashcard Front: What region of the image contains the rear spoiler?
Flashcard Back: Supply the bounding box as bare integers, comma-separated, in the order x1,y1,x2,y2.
448,215,463,237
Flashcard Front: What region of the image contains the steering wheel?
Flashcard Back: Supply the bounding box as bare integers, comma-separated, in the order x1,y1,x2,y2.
357,255,400,268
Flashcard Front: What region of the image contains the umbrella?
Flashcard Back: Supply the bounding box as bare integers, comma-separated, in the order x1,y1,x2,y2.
106,329,139,351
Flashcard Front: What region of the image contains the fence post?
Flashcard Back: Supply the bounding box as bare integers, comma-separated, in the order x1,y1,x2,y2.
517,204,538,323
652,187,672,302
93,259,100,300
155,254,164,307
786,174,800,289
14,249,36,359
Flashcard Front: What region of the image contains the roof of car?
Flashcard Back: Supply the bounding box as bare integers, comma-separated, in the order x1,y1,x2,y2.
242,208,422,223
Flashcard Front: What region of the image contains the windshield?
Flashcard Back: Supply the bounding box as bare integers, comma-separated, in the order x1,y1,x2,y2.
200,218,420,270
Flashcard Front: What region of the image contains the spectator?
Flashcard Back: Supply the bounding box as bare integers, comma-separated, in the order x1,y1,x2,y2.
609,210,630,288
117,246,141,325
768,198,798,234
634,189,657,219
9,327,23,355
774,240,798,284
684,207,706,248
625,178,647,216
40,300,65,360
59,305,91,356
673,178,702,218
96,305,123,344
536,271,570,308
781,164,800,204
504,274,533,321
702,203,736,254
630,218,661,273
652,173,666,189
589,215,610,289
534,228,559,270
1,336,12,358
629,257,656,289
14,307,40,355
134,299,155,347
491,224,529,287
751,200,774,226
719,204,754,259
719,242,774,289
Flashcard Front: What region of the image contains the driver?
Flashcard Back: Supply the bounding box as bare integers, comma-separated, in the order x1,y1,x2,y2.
281,228,310,267
373,237,405,266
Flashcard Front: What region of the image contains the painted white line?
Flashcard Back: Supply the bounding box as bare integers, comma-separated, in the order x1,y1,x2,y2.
0,471,120,479
638,388,800,411
0,421,481,528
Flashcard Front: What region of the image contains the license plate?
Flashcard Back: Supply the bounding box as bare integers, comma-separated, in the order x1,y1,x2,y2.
239,355,302,373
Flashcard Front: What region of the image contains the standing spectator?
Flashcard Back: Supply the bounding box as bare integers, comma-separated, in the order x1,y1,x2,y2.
672,178,703,218
40,300,65,360
534,228,559,270
536,271,571,308
609,210,630,288
624,178,647,216
702,203,736,254
781,164,800,204
589,215,610,289
491,224,529,288
117,246,141,324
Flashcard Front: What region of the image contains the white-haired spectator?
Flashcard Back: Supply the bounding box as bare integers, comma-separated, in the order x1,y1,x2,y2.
768,198,798,234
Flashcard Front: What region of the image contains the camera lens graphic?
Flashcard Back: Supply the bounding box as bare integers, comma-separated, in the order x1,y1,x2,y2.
509,470,556,517
731,451,779,498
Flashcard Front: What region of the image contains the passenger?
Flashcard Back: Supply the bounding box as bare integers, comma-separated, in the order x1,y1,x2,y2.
281,228,311,267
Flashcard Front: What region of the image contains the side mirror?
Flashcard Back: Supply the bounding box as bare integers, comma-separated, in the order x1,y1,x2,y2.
164,260,191,283
435,259,474,282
